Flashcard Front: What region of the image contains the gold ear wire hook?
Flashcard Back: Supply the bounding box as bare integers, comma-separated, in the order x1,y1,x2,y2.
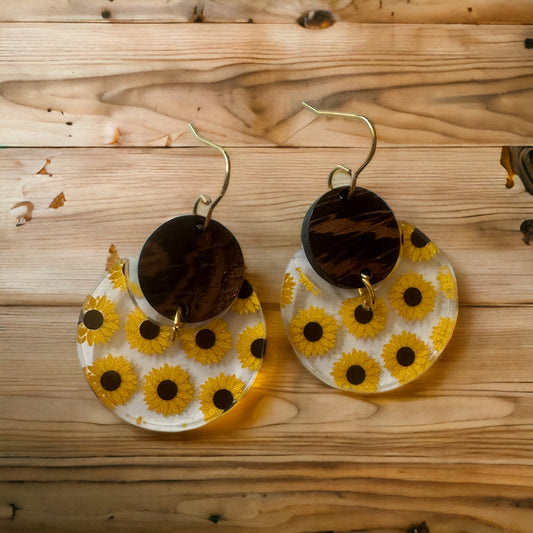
171,306,183,344
360,272,376,311
188,122,231,229
301,102,377,197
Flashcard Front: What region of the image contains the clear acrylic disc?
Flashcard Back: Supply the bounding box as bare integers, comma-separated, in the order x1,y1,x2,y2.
281,221,458,393
77,259,265,431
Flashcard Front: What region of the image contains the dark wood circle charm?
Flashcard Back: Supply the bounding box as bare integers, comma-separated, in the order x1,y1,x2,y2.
302,186,401,289
138,215,244,323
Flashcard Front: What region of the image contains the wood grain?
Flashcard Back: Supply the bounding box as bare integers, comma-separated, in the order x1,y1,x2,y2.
1,0,533,24
2,147,533,307
2,6,533,532
0,305,532,532
1,23,532,147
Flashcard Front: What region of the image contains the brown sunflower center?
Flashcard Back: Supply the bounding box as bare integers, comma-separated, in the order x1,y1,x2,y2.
100,370,121,391
410,228,430,248
396,347,416,366
213,388,234,410
303,321,323,342
354,305,373,324
237,279,253,299
250,338,266,359
139,320,160,340
403,287,422,307
157,380,178,400
346,365,366,385
196,329,216,349
83,309,104,330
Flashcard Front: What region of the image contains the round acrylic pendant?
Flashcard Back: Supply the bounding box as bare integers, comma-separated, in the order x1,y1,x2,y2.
281,221,458,393
77,260,265,431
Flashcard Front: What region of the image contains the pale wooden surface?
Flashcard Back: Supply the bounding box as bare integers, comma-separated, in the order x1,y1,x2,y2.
1,4,533,533
2,0,533,24
1,24,533,147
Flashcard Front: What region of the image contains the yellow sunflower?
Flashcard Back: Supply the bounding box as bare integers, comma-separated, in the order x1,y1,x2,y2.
401,222,438,262
199,373,246,421
280,272,296,308
437,266,456,299
288,306,338,357
232,279,261,315
108,260,127,291
381,332,431,385
339,296,388,339
331,350,381,393
431,316,456,352
296,267,322,296
389,272,436,321
178,318,232,365
77,295,119,346
143,363,194,416
237,323,266,371
125,307,173,355
84,354,138,410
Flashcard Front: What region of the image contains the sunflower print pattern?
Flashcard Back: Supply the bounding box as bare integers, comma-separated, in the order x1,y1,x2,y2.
143,364,194,416
77,295,119,346
389,272,436,321
331,350,381,393
178,319,232,365
401,222,438,262
84,354,138,410
281,220,458,393
231,279,261,315
437,266,457,299
126,307,173,355
237,323,266,371
77,262,266,432
108,260,128,292
431,316,456,352
280,272,296,308
339,296,388,339
288,306,338,357
296,267,322,296
381,332,431,385
199,373,246,421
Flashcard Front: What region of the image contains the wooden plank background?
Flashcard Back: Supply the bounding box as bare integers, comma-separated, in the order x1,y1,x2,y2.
1,2,533,532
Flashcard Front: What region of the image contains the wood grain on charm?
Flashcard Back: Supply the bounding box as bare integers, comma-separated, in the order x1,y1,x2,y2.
302,187,401,289
138,215,244,323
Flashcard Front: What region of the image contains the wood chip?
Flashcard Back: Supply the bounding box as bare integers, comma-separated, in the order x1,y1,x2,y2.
48,192,65,209
108,127,121,145
36,159,52,176
11,201,35,226
106,243,120,270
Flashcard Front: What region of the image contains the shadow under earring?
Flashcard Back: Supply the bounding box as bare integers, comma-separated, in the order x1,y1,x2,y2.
77,124,266,431
280,102,458,393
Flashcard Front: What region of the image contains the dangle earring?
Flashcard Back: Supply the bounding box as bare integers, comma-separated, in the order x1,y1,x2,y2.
77,124,266,431
280,103,458,393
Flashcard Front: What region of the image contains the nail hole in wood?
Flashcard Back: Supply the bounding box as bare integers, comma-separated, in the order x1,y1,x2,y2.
191,5,205,22
297,10,336,29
